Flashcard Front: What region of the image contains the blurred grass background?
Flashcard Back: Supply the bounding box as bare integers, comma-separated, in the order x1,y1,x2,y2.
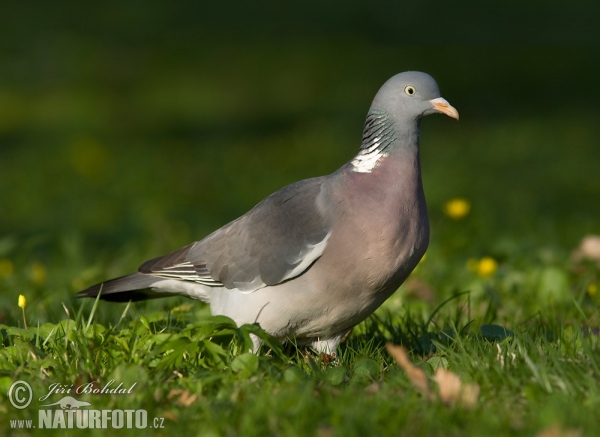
1,1,599,325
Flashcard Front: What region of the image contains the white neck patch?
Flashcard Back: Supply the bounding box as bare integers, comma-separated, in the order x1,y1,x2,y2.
350,139,388,173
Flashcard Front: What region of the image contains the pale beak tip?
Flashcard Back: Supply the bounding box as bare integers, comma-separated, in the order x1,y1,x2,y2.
429,97,459,120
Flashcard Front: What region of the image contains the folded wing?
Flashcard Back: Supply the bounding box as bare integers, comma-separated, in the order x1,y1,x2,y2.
140,177,333,293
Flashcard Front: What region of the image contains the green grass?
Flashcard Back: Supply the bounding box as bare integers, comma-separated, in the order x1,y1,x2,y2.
1,226,600,435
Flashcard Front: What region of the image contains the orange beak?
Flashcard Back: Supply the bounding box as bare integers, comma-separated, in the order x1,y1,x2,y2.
429,97,459,120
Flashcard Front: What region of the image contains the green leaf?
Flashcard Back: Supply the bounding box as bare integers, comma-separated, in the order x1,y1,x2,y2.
323,366,347,386
0,376,16,394
36,323,57,340
202,340,228,367
480,324,514,341
153,333,179,344
352,358,379,381
139,316,151,332
0,345,20,360
155,337,197,370
283,366,307,383
5,327,35,340
9,338,35,357
109,363,149,389
426,356,449,371
184,316,238,339
231,352,259,377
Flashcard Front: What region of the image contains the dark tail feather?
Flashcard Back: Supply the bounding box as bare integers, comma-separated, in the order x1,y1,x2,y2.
77,272,170,302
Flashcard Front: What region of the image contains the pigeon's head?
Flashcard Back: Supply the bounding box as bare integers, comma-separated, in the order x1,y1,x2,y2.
372,71,459,122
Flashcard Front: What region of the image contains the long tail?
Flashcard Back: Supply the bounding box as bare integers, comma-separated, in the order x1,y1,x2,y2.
77,272,170,302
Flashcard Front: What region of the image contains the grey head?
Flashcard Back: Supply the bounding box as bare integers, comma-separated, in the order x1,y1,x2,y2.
351,71,458,173
370,71,459,123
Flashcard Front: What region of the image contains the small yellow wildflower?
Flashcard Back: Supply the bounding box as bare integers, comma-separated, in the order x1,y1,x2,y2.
0,258,14,278
443,198,471,220
467,257,498,278
30,262,47,285
477,257,498,277
18,294,28,329
588,284,597,296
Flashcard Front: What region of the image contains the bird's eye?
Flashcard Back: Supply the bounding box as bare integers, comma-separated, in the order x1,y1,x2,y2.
404,85,416,96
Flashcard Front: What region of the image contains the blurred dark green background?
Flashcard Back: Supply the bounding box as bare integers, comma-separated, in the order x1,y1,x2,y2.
1,2,599,319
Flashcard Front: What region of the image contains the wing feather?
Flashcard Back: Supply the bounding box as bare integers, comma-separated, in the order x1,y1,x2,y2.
139,177,332,293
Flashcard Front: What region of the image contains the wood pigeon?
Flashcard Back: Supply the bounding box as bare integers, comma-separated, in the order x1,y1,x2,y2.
78,71,459,353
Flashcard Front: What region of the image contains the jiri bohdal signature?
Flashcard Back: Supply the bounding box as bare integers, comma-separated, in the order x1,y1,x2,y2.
38,380,137,402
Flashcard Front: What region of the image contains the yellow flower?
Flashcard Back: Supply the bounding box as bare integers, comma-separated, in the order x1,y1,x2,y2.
478,257,498,277
30,263,47,285
0,258,14,278
443,198,471,220
18,294,28,329
588,284,598,296
467,257,498,278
